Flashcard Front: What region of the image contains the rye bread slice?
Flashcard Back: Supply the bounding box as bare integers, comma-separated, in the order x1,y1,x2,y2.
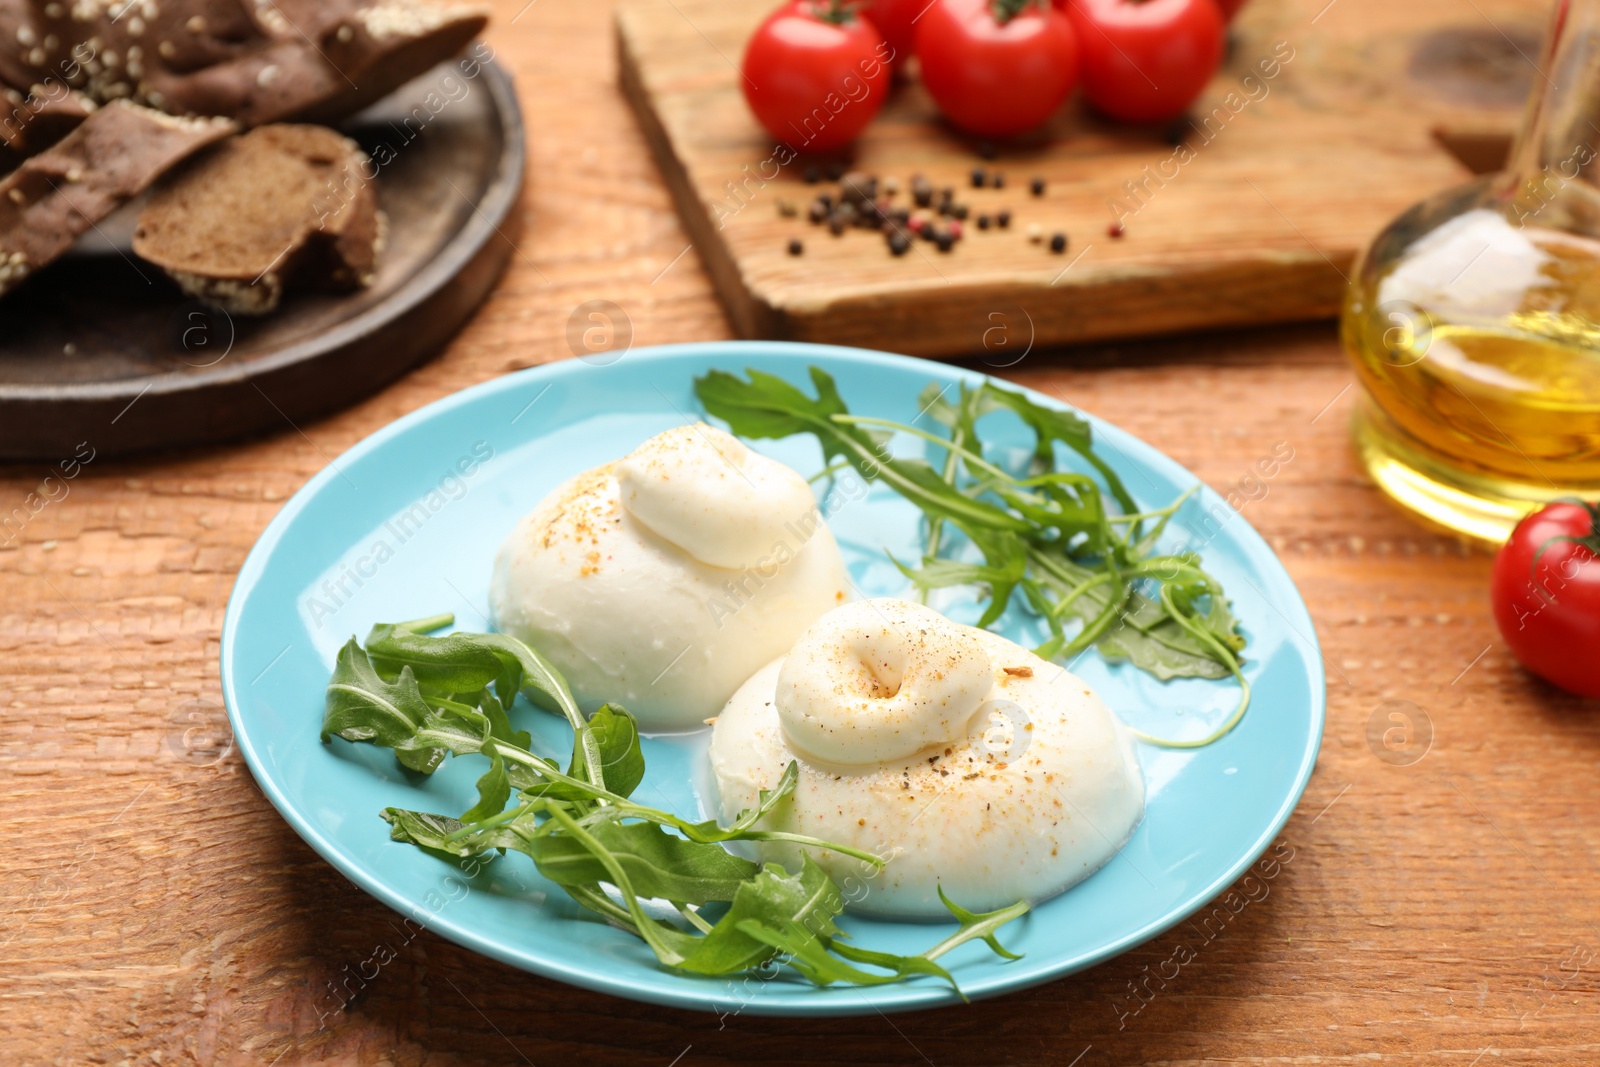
132,123,383,315
0,0,488,130
0,99,234,297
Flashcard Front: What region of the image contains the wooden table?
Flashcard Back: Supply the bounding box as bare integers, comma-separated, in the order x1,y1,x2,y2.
5,1,1597,1063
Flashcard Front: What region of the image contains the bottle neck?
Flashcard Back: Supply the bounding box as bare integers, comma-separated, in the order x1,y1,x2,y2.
1501,0,1600,232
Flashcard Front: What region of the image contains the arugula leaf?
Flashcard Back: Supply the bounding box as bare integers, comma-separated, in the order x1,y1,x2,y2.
460,747,511,823
673,856,844,976
732,888,1030,998
382,808,480,864
323,640,444,772
571,703,645,799
531,817,760,904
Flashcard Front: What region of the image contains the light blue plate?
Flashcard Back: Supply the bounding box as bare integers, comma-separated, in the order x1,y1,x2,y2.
221,342,1325,1017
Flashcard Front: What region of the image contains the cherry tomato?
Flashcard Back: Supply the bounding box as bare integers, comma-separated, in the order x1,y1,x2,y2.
1490,500,1600,698
1063,0,1224,124
741,1,893,152
861,0,922,59
916,0,1079,138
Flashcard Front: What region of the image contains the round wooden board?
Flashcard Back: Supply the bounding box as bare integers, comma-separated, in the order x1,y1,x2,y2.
0,54,525,461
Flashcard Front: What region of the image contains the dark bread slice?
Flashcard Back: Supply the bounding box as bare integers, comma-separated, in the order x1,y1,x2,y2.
0,99,233,297
149,1,489,127
132,123,382,314
0,0,488,130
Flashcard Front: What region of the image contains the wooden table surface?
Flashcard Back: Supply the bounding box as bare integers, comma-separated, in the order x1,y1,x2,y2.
5,1,1598,1064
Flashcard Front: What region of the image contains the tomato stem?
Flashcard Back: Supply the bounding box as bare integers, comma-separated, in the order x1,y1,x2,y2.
1527,498,1600,599
989,0,1043,25
811,0,861,25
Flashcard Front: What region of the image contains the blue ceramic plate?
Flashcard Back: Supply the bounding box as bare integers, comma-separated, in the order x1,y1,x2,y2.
221,342,1325,1016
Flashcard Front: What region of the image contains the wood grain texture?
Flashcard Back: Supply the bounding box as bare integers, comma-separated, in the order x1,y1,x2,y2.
4,1,1599,1064
616,0,1539,355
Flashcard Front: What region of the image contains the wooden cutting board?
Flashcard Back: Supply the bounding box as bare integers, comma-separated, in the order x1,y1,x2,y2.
616,0,1537,356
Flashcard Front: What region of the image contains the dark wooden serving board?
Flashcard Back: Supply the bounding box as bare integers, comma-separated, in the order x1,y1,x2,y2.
617,0,1536,356
0,54,525,461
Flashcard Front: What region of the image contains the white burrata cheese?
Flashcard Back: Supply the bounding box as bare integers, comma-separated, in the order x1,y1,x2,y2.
709,598,1145,918
489,424,849,731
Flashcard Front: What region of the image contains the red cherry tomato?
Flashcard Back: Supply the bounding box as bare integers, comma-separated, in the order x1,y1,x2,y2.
741,1,893,152
916,0,1079,138
1490,501,1600,699
860,0,922,59
1063,0,1224,124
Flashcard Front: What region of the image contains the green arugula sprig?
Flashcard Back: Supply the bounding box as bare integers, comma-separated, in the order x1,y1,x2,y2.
694,367,1251,749
322,615,1028,992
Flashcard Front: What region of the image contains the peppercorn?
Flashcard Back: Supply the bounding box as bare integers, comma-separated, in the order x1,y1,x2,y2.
911,174,933,208
1030,177,1046,197
888,230,911,255
807,199,828,224
996,209,1011,228
804,164,821,184
841,171,877,205
1049,233,1067,253
1108,221,1125,238
992,173,1005,189
825,160,847,181
970,167,986,188
828,214,847,235
777,199,798,217
977,214,991,230
788,238,804,256
949,203,969,221
935,231,955,252
947,219,964,239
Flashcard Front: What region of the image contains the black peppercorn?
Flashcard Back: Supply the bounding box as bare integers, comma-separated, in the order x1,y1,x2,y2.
936,231,955,253
787,238,804,256
970,167,986,188
804,164,821,184
888,231,911,256
825,160,846,181
996,209,1011,228
1030,177,1046,197
977,214,991,230
1049,233,1067,253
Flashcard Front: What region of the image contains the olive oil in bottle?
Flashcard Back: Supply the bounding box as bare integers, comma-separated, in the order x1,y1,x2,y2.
1342,0,1600,543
